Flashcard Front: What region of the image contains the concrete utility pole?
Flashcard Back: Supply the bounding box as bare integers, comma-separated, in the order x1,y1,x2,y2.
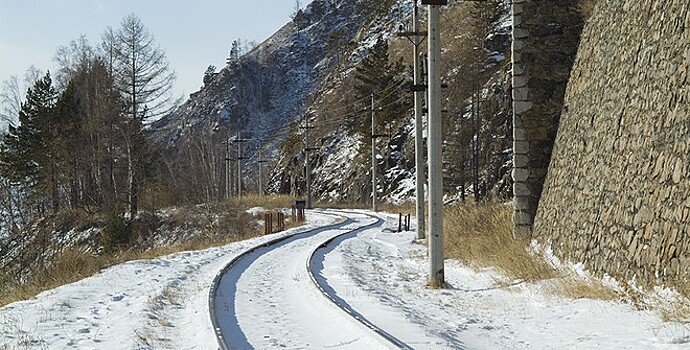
399,0,427,240
225,136,231,199
303,115,316,209
257,146,269,195
371,94,378,212
234,131,249,197
424,0,445,287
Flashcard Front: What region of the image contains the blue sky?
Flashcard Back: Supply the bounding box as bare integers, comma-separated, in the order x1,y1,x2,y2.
0,0,302,99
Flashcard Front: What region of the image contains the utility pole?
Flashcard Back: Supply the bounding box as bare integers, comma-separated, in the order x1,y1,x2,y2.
257,146,269,195
423,0,445,287
371,94,377,212
398,0,427,240
234,131,249,197
302,114,317,209
225,135,231,199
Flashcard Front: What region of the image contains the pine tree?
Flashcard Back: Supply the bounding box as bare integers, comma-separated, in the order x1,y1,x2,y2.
203,65,217,85
227,40,241,67
0,72,58,208
351,38,409,136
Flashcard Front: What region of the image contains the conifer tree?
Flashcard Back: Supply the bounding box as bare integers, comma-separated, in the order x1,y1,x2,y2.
0,72,58,208
351,38,409,136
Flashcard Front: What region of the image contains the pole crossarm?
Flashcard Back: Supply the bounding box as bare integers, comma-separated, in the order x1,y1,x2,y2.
397,31,427,37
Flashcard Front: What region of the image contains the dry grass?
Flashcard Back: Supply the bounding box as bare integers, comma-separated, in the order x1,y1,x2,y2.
0,195,303,308
314,200,369,210
379,201,416,215
444,202,559,283
577,0,599,20
661,303,690,323
551,277,620,301
0,249,110,307
227,194,296,211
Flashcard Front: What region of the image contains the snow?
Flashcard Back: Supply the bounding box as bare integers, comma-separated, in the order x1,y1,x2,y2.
1,210,688,349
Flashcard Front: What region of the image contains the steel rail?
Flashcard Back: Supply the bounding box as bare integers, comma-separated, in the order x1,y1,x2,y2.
209,209,413,350
208,211,348,350
306,210,414,350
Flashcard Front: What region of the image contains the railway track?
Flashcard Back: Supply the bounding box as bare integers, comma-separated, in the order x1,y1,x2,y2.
209,209,413,349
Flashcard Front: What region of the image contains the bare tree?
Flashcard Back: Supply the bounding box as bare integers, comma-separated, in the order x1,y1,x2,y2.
108,14,176,218
113,14,176,122
0,67,43,130
0,76,22,129
53,35,97,90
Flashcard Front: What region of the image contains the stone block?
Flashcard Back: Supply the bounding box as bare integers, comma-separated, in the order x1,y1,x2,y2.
513,196,530,210
513,211,533,226
513,168,530,182
514,127,527,141
514,100,533,114
514,140,530,154
514,28,530,39
514,182,532,196
513,75,529,89
514,154,529,167
513,86,528,100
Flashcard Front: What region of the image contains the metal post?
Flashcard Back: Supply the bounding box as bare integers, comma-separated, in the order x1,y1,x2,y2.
371,94,378,212
426,1,444,287
413,0,426,240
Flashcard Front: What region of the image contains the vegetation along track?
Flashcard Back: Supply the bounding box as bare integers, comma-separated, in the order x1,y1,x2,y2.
209,209,413,349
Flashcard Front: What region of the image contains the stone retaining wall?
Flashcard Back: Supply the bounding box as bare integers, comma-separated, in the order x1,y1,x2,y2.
511,0,585,236
533,0,690,287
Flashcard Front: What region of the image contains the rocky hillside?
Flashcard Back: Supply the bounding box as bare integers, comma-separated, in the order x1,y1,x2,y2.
149,0,367,201
269,0,513,204
151,0,513,205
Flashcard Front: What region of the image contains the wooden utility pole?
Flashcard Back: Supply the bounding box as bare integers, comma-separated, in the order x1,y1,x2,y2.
398,0,427,240
423,0,445,287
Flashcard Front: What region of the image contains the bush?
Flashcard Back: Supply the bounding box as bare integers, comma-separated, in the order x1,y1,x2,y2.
101,213,133,253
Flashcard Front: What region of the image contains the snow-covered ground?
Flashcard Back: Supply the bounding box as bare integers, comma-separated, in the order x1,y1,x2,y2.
1,210,688,349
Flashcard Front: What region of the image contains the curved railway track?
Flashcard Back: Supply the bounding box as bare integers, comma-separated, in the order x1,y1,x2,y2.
209,209,413,349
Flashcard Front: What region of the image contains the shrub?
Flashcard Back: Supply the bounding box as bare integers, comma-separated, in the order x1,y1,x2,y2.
101,213,133,253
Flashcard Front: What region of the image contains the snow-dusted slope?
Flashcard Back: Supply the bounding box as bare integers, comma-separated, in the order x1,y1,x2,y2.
151,0,366,165
1,210,687,349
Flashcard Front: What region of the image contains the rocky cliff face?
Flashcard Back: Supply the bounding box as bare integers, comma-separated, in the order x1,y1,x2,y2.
150,0,513,204
269,0,513,204
150,0,366,198
533,0,690,291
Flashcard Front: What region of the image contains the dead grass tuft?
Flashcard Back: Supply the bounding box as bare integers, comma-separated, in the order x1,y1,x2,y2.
378,201,416,216
577,0,599,20
551,277,620,301
661,303,690,323
227,194,295,211
444,202,559,283
0,195,304,308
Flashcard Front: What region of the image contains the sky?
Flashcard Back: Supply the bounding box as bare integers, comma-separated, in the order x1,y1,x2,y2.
0,0,303,100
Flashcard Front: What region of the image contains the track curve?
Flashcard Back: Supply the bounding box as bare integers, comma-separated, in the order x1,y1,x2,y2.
306,210,414,350
209,210,410,349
